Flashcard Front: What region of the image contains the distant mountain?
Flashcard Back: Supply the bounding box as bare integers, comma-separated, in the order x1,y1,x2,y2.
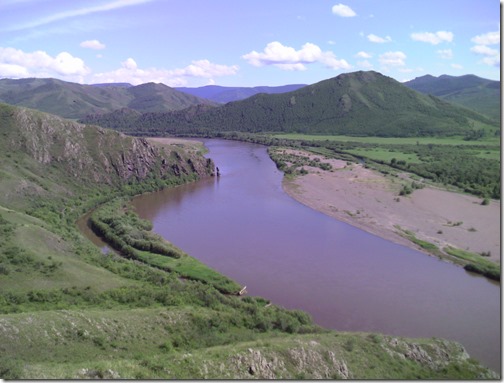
91,82,133,88
83,71,498,137
404,74,500,121
0,78,216,119
175,84,307,103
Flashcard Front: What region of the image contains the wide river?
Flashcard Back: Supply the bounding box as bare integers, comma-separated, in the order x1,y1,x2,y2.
127,139,499,372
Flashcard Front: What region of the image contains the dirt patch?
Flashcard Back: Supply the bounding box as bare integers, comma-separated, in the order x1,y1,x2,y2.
282,150,500,263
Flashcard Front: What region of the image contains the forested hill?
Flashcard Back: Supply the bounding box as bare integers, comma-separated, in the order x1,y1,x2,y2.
81,71,498,137
404,74,500,121
0,78,217,119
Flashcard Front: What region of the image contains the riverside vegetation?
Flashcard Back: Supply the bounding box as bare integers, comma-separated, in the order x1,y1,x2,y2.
0,68,500,379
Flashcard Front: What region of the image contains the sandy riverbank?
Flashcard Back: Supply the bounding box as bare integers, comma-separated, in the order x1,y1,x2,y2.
281,149,500,264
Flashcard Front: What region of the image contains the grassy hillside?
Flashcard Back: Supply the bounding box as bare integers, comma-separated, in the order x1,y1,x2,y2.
404,74,500,121
0,78,216,119
0,103,497,379
82,71,498,137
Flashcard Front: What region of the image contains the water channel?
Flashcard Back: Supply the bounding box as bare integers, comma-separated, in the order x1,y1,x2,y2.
118,139,499,371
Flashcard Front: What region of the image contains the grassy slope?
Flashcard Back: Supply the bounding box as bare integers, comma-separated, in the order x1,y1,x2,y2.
0,78,216,119
0,104,498,379
404,74,500,121
1,308,494,380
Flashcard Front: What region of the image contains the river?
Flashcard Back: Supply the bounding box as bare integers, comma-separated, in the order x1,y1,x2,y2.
122,139,499,371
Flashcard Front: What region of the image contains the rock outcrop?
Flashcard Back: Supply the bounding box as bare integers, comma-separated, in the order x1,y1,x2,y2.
6,106,214,186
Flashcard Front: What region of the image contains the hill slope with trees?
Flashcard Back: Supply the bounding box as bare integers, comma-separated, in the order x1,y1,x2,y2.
82,71,498,137
404,74,500,121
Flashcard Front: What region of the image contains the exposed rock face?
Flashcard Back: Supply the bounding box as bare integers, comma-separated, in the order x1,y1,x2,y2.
8,107,214,186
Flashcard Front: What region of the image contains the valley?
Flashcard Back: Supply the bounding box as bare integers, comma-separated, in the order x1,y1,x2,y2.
0,69,500,379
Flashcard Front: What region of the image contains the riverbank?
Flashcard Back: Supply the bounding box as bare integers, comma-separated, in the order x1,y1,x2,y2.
279,148,500,266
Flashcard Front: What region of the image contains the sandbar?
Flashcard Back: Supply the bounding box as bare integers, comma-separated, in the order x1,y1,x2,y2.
281,149,500,264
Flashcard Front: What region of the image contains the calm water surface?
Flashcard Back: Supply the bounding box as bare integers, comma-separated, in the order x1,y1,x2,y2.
130,139,500,372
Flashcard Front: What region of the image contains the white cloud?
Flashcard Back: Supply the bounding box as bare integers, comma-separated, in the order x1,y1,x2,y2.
410,31,453,45
470,45,500,67
378,51,406,67
80,39,106,50
471,30,500,45
469,30,500,67
242,41,351,71
437,49,453,59
0,47,239,86
451,63,463,70
331,3,356,17
355,51,372,59
0,47,90,81
91,58,239,86
470,45,498,56
367,34,392,43
0,63,29,77
481,56,499,66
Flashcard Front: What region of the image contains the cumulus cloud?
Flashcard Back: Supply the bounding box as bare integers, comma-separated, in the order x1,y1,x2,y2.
91,58,239,86
378,51,406,67
242,41,351,71
80,39,106,50
451,63,463,70
437,49,453,59
331,3,356,17
471,30,500,45
410,31,453,45
471,45,498,56
0,47,239,86
470,30,500,67
0,47,89,81
367,34,392,43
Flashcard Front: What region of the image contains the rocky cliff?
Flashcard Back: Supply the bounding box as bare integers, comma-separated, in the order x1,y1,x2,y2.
0,103,214,207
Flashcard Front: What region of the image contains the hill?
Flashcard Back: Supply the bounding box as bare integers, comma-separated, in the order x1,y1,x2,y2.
404,74,500,121
0,103,497,379
82,71,498,137
175,84,307,103
0,78,216,119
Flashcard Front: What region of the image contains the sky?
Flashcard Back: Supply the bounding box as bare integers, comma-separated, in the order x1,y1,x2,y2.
0,0,500,87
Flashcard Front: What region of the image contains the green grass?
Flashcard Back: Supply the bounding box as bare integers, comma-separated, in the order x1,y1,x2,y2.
134,249,241,294
396,228,443,256
393,225,500,281
345,147,421,163
444,246,500,281
273,133,500,146
88,198,241,294
0,307,494,379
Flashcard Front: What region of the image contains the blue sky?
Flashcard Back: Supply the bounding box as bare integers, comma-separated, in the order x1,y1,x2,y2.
0,0,500,87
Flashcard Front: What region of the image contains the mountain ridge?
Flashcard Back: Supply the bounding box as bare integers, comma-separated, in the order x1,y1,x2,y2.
81,71,498,137
404,74,500,121
0,78,217,119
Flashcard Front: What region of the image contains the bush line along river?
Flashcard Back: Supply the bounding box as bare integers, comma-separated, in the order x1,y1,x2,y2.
83,139,500,372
